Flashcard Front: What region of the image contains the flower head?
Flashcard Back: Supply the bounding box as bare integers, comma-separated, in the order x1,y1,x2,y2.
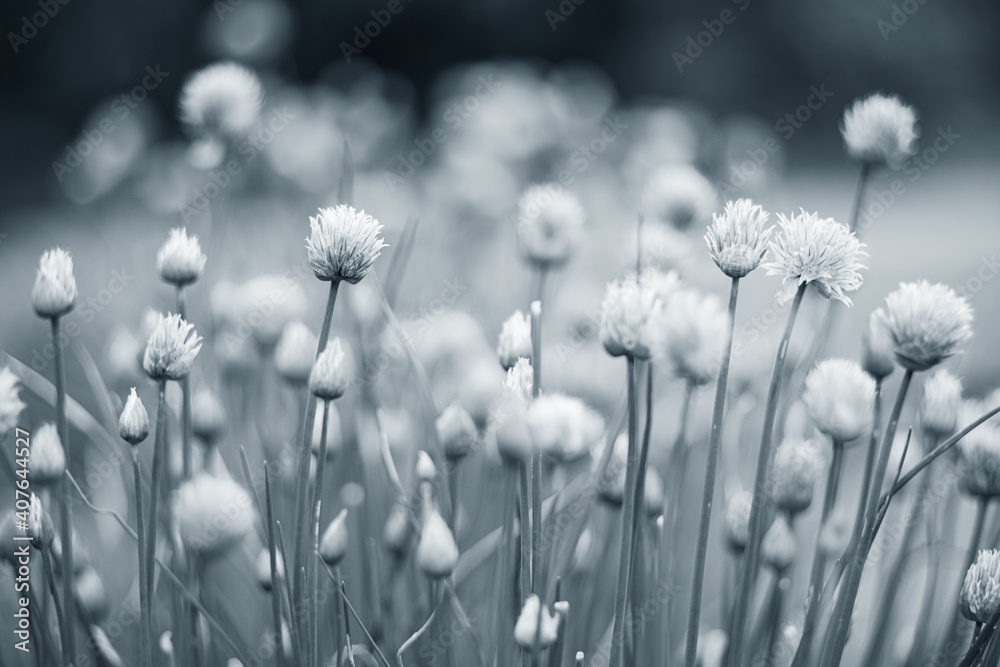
762,515,796,572
309,338,350,400
436,402,478,461
725,490,753,553
515,184,585,267
143,313,202,381
32,248,77,318
770,438,824,516
763,210,866,305
494,393,533,463
528,393,605,465
704,199,772,278
595,433,628,505
30,423,65,486
319,508,349,566
600,275,662,360
503,357,534,406
28,493,54,551
960,549,1000,623
306,205,387,284
878,281,973,371
497,310,532,371
180,61,263,139
75,565,109,624
255,547,284,592
841,93,918,167
156,228,206,287
192,388,226,444
119,388,150,446
274,322,317,385
803,359,876,442
416,450,437,484
383,503,411,555
416,511,459,578
957,425,1000,498
0,366,26,438
641,164,718,231
173,473,255,558
232,274,309,347
920,369,963,437
514,595,560,649
862,311,896,380
659,288,728,385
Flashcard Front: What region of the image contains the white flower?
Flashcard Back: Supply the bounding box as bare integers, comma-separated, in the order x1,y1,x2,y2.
641,164,718,230
803,359,876,442
762,515,796,572
503,357,534,406
274,321,317,385
960,549,1000,623
119,388,150,446
143,313,203,381
514,595,560,649
725,490,753,552
957,425,1000,498
595,433,628,505
704,199,771,278
309,338,350,400
415,450,437,483
770,438,824,516
192,388,226,444
180,61,263,139
319,508,349,566
255,547,284,592
841,93,918,167
497,310,532,371
436,402,478,461
515,184,585,267
29,423,65,486
32,247,77,318
234,274,309,347
600,275,662,360
861,311,896,380
0,366,27,437
658,288,728,385
156,227,206,287
920,369,963,437
528,393,605,464
174,473,255,557
306,205,388,284
416,511,458,578
878,281,974,371
763,210,866,305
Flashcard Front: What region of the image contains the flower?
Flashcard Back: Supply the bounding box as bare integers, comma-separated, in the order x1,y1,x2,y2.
255,547,284,592
920,369,963,438
497,310,532,370
514,595,560,649
697,629,729,667
494,394,533,463
319,508,349,566
763,210,866,305
725,490,753,553
595,433,628,505
877,281,973,371
75,565,109,624
416,511,459,578
841,93,918,167
528,393,605,464
861,311,896,380
640,164,718,231
762,515,796,572
803,359,876,443
515,184,585,267
32,247,77,318
818,510,852,556
383,503,411,555
503,358,534,406
179,61,263,139
173,473,255,557
644,468,664,518
156,228,206,287
233,274,309,347
309,338,350,400
416,450,437,484
29,423,65,486
143,313,202,381
274,321,317,385
0,366,26,437
28,494,54,550
119,388,150,446
192,388,226,444
770,438,824,516
704,199,771,278
659,288,728,385
956,425,1000,498
960,549,1000,623
436,402,478,462
306,205,387,284
600,275,662,360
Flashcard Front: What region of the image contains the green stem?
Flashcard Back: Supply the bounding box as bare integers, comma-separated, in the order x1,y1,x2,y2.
264,465,286,667
530,290,543,595
52,316,76,665
145,379,168,642
727,283,807,667
610,356,639,667
685,276,739,667
132,448,153,667
519,460,532,605
177,286,193,480
309,399,331,667
848,161,872,234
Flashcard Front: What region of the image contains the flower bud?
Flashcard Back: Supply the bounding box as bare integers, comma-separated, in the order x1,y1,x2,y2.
497,311,532,371
861,311,895,380
319,508,349,566
32,248,77,318
256,547,284,592
30,423,66,486
495,397,533,463
704,199,771,278
803,359,875,443
143,313,203,381
770,438,823,517
274,322,317,385
119,388,151,446
174,473,255,558
644,468,664,518
383,503,411,555
600,275,661,360
416,450,437,484
307,206,388,284
436,402,477,462
29,494,55,551
725,491,753,553
192,388,226,445
762,515,796,572
818,511,851,556
596,433,628,506
416,511,458,578
920,369,962,438
75,565,109,624
528,393,604,465
309,338,350,400
156,227,206,287
514,595,560,649
957,425,1000,499
960,549,1000,623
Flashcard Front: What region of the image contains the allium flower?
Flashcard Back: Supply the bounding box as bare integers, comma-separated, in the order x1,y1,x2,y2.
641,164,718,231
179,61,263,139
841,93,918,167
173,473,255,557
494,394,533,463
762,515,796,572
920,369,963,437
415,450,437,484
704,199,771,278
255,547,284,592
306,205,387,284
143,313,203,381
960,549,1000,623
515,184,585,267
725,490,753,552
600,275,662,360
75,565,108,624
503,357,534,406
803,359,876,442
862,311,896,380
192,387,226,444
274,321,317,385
156,227,206,287
309,338,350,400
595,433,628,505
383,503,411,555
957,425,1000,498
416,511,459,578
234,274,309,347
877,281,974,371
32,247,77,318
763,210,866,305
28,493,54,551
659,288,728,385
29,423,65,485
528,393,604,465
770,438,824,516
0,366,26,437
319,508,349,566
514,595,560,649
119,388,150,446
436,402,478,461
497,310,532,371
818,510,852,556
641,268,681,305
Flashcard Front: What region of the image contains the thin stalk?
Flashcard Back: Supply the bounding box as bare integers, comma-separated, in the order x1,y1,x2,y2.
495,464,519,667
264,465,286,667
664,382,696,629
685,276,739,667
627,365,655,610
132,448,153,667
177,286,193,480
610,356,639,667
904,486,942,667
530,298,543,595
848,162,872,234
519,461,532,604
52,316,76,665
41,550,65,650
309,399,332,666
145,380,168,635
942,497,989,653
727,283,807,667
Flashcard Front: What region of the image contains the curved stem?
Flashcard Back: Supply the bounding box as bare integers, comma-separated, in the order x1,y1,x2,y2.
610,357,639,667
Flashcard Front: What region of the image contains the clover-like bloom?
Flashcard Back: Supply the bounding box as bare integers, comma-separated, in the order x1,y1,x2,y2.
763,210,867,305
156,227,206,287
960,549,1000,623
0,366,26,437
180,61,263,139
770,438,825,516
416,511,459,578
862,310,896,380
497,310,532,371
306,205,388,284
436,401,478,461
143,313,203,381
641,164,718,231
514,595,560,649
119,388,150,446
803,359,876,443
658,288,728,386
309,338,350,401
877,281,973,372
30,423,65,486
841,93,918,167
528,393,605,465
32,247,77,318
920,369,963,438
957,425,1000,498
274,321,317,385
600,275,662,360
503,357,534,406
515,184,585,267
704,199,771,278
173,473,255,558
319,508,349,566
